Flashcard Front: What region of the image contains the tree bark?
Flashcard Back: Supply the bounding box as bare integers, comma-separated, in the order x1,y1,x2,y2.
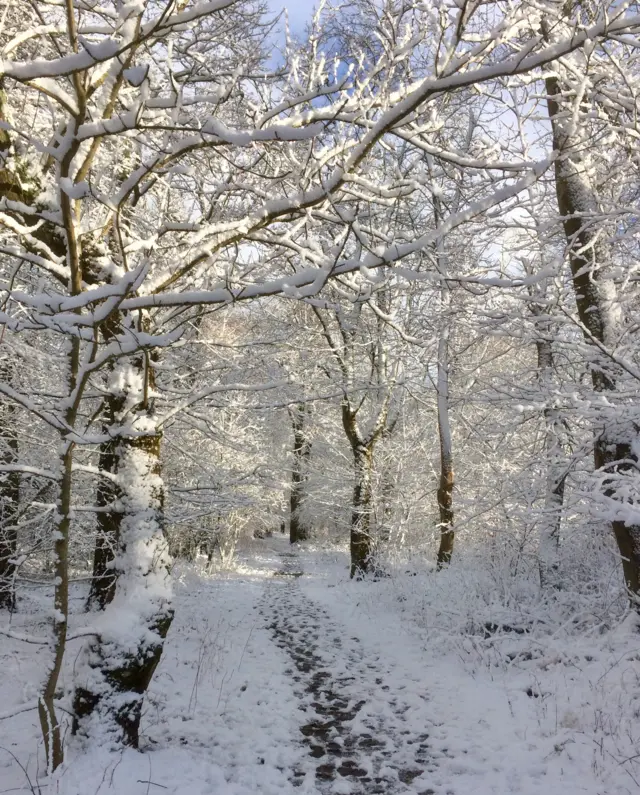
436,329,454,568
535,335,567,587
428,151,459,569
289,403,311,543
0,357,19,610
38,335,82,773
38,441,73,772
86,391,124,610
342,402,376,577
377,455,395,545
546,66,640,597
350,444,375,578
310,301,394,576
72,350,173,748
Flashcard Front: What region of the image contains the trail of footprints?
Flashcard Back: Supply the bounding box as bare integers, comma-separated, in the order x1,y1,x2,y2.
262,554,436,794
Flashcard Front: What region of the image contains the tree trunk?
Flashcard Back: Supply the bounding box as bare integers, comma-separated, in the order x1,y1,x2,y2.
86,392,124,610
535,336,567,587
429,154,458,570
311,304,393,577
341,399,380,578
436,330,454,568
377,458,394,545
349,444,375,578
289,404,311,543
39,335,82,773
39,441,73,772
546,67,640,598
73,350,173,747
0,357,19,609
538,460,566,587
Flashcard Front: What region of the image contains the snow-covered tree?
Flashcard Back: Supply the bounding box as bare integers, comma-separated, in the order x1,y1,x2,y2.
3,0,640,771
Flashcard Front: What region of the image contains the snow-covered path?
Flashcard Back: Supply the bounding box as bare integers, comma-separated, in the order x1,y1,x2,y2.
261,546,597,795
4,540,635,794
264,551,433,793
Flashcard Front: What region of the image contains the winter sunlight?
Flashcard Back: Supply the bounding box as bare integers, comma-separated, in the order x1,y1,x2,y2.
1,2,640,794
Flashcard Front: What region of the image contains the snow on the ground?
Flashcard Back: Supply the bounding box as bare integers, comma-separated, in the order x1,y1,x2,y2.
1,538,639,794
297,543,640,795
1,545,305,795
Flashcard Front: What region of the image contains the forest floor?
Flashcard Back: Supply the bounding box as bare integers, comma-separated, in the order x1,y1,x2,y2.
1,538,639,794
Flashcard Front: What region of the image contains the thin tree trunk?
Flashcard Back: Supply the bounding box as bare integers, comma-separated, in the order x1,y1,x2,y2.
342,401,376,577
535,335,567,587
39,441,73,772
73,349,173,747
377,456,394,545
311,306,392,577
429,154,458,569
538,462,565,586
350,444,375,578
545,63,640,598
522,169,568,587
289,403,311,544
436,327,454,568
39,335,82,773
0,357,19,609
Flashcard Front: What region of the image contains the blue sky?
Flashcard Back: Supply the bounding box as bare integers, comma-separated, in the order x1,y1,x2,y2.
267,0,316,32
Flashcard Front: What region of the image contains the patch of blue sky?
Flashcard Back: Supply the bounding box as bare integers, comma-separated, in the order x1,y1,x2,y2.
266,0,316,33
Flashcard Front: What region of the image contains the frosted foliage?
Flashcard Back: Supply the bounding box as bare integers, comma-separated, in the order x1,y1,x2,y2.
3,0,640,783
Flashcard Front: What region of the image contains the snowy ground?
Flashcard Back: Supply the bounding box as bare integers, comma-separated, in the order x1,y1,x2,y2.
1,538,639,794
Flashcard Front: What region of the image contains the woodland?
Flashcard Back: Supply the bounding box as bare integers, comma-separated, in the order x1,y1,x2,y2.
1,1,640,793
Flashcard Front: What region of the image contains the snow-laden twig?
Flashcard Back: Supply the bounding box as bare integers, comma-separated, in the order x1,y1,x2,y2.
0,627,48,644
0,701,39,721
